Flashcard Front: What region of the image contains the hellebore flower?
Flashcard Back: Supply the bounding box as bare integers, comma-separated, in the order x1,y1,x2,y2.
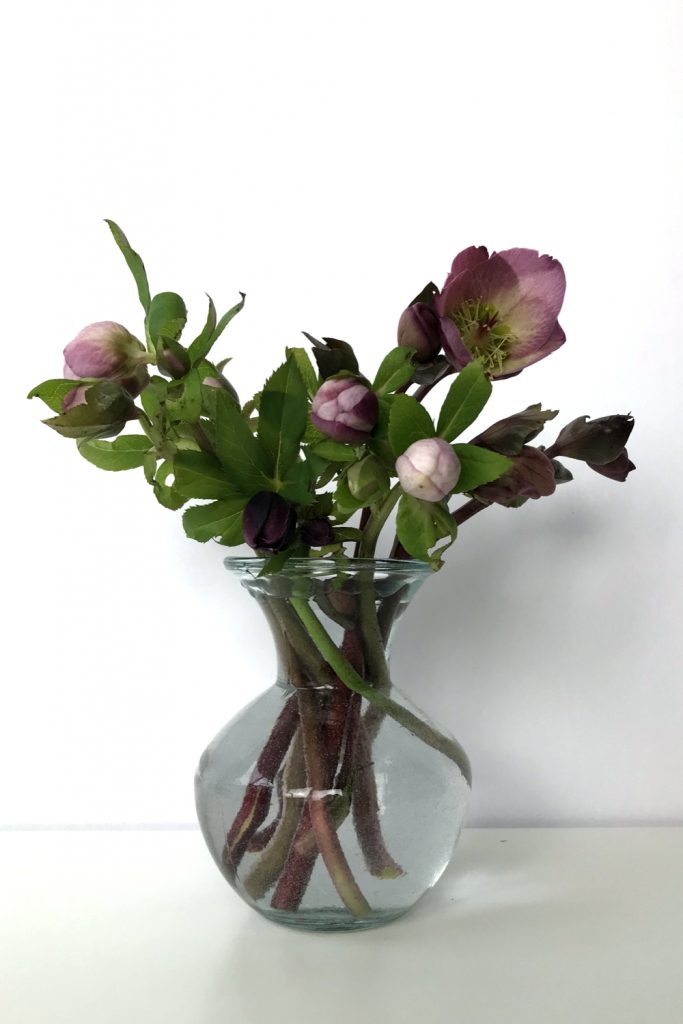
243,492,297,553
547,414,634,465
397,303,444,362
156,338,191,379
300,517,335,548
396,438,460,502
474,447,556,506
436,247,566,378
588,450,636,482
62,321,149,409
311,377,379,444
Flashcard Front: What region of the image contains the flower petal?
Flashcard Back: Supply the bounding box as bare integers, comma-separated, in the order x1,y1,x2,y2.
440,317,473,370
442,245,489,291
495,320,566,377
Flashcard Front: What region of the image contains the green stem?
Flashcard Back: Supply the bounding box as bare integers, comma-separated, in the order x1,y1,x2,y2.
357,484,402,558
290,597,472,782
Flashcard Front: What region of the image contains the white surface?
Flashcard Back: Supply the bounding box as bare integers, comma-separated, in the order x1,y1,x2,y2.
1,827,682,1023
3,0,683,827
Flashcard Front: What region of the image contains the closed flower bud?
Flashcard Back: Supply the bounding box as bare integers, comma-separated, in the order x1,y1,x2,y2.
156,338,191,379
62,321,148,410
243,492,297,553
300,517,335,547
347,454,390,504
475,447,556,506
549,414,634,465
397,303,444,362
396,438,460,502
203,374,240,404
311,377,378,444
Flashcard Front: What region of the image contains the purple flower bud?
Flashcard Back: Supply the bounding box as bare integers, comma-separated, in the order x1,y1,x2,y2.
243,492,297,553
474,447,556,506
548,414,634,465
311,377,379,444
397,303,443,362
588,449,636,482
156,338,191,379
396,438,460,502
300,517,335,547
62,322,149,410
202,374,240,404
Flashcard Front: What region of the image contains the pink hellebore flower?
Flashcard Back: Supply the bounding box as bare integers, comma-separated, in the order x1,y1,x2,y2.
396,438,460,502
62,321,149,410
436,247,566,379
311,377,379,444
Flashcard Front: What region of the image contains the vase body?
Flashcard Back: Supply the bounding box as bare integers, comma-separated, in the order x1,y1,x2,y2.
195,558,471,932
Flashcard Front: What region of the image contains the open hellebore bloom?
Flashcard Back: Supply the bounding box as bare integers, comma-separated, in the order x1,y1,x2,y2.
62,321,149,409
436,247,566,378
311,377,379,444
243,492,297,554
397,303,444,362
396,438,460,502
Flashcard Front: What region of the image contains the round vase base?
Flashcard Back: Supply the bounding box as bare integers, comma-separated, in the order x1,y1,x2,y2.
255,905,410,933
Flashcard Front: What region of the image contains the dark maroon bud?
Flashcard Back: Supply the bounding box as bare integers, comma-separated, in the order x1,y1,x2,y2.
243,492,297,553
549,414,634,465
588,449,636,482
474,447,557,506
397,303,444,362
300,517,335,548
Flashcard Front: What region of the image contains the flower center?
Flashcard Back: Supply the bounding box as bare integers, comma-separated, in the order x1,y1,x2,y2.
451,299,516,374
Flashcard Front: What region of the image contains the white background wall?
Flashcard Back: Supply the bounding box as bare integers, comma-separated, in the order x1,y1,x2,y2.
2,0,681,827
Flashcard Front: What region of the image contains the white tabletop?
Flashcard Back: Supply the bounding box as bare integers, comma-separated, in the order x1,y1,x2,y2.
1,827,681,1023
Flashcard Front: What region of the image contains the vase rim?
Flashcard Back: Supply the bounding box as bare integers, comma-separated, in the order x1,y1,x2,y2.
223,556,434,579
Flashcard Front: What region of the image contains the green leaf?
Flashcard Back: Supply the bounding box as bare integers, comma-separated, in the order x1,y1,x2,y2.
258,355,308,483
437,360,492,441
333,475,367,517
214,391,272,495
187,295,217,365
146,292,187,349
452,443,513,493
173,450,239,499
211,293,246,348
310,439,358,463
277,460,314,504
77,434,152,471
152,460,188,510
139,376,168,419
166,368,202,422
286,346,319,396
28,378,86,413
409,281,439,307
305,334,359,379
105,220,150,313
42,381,134,439
373,347,416,396
183,497,246,544
396,495,437,561
388,394,435,458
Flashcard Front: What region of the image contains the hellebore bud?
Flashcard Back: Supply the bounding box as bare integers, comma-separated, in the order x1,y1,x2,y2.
156,338,191,379
311,377,379,444
475,447,556,506
396,438,460,502
397,303,443,362
472,404,559,456
300,517,335,548
347,454,390,504
549,414,634,465
588,449,636,482
243,492,297,554
203,373,240,405
62,321,149,409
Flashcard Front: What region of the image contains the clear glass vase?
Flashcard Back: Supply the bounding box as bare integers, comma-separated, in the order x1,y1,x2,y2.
195,558,471,932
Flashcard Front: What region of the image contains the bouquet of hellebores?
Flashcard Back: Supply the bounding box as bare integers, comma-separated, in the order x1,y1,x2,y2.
29,224,635,932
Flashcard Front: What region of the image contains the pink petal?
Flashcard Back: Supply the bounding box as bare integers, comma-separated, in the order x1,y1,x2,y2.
441,246,489,291
491,249,566,350
495,321,566,378
440,318,473,370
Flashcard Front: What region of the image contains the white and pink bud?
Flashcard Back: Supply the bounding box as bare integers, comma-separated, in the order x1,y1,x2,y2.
62,321,148,409
396,438,460,502
311,377,378,444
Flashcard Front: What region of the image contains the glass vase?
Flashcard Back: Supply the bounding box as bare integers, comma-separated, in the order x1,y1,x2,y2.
195,558,471,932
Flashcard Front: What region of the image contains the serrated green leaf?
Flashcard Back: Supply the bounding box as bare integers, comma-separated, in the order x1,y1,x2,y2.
77,434,152,471
310,439,358,463
277,460,314,504
286,347,319,397
183,497,246,543
214,391,271,495
437,360,491,441
333,474,367,517
388,394,435,458
173,450,239,499
42,381,134,440
373,347,416,396
139,376,167,419
152,460,188,510
187,295,217,365
146,292,187,349
105,220,150,313
28,378,87,413
258,355,308,482
396,495,437,561
452,443,513,493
